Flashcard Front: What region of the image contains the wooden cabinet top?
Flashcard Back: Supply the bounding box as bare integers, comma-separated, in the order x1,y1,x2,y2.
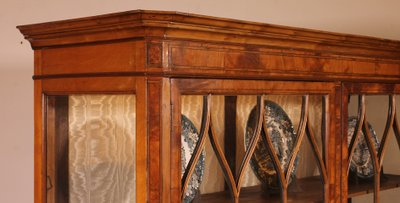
18,10,400,82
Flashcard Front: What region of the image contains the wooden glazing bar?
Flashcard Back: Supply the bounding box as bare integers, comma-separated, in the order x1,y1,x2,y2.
393,114,400,155
377,95,396,168
260,95,309,203
286,95,309,183
261,113,288,203
181,95,211,200
235,96,264,193
208,106,239,200
224,96,237,179
362,115,380,203
347,95,366,175
306,119,328,184
260,96,309,203
321,96,328,166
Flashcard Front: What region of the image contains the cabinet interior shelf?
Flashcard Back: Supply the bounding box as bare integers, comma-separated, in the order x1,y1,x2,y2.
348,174,400,198
198,174,400,202
198,176,323,203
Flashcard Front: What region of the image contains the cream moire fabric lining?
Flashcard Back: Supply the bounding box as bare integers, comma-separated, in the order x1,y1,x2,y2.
68,95,136,203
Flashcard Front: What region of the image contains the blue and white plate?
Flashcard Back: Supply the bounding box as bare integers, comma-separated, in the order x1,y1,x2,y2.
181,115,205,203
245,100,298,190
347,116,380,179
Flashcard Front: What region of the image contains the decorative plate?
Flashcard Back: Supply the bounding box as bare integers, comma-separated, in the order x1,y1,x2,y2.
347,116,380,179
181,115,205,203
245,100,298,190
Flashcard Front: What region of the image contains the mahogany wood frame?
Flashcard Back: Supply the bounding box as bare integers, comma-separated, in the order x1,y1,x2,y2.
36,76,149,203
17,10,400,203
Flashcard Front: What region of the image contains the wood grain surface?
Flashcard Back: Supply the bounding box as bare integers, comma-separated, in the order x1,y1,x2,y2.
19,10,400,203
68,95,136,203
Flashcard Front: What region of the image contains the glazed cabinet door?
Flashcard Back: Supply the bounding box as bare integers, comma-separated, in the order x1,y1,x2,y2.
170,79,340,203
342,83,400,203
36,77,147,203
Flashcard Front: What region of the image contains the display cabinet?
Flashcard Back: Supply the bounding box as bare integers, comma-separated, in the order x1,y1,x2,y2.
18,10,400,203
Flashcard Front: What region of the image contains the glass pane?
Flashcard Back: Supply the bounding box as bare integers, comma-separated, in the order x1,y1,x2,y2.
181,95,226,202
348,95,400,203
46,95,136,203
180,94,326,202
